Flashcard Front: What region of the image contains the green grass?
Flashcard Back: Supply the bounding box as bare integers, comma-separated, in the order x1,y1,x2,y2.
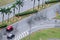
0,0,14,6
21,28,60,40
56,15,60,18
54,15,60,19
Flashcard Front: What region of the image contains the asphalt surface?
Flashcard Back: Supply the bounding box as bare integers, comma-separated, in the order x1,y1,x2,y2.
12,3,60,40
0,3,60,40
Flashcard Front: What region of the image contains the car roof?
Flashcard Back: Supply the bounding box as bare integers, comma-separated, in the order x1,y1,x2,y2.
7,33,13,37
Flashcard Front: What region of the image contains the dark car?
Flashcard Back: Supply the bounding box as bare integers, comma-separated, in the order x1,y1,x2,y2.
7,33,15,39
6,25,13,32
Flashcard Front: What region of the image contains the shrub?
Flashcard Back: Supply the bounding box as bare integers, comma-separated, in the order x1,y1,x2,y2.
15,9,38,17
45,0,60,4
0,23,8,28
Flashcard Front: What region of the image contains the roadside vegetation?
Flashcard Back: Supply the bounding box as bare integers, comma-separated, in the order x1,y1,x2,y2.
0,2,57,28
55,15,60,19
21,28,60,40
54,12,60,19
45,0,60,4
0,0,59,28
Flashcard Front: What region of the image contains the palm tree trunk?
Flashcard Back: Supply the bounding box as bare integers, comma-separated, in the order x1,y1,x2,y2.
18,5,20,18
42,0,43,8
8,13,9,22
2,13,4,24
13,8,15,21
18,5,20,13
33,0,35,11
38,0,40,9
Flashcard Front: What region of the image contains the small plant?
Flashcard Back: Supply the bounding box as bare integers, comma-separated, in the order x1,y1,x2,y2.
0,23,8,28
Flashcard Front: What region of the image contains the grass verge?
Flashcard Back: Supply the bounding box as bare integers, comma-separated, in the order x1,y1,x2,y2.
21,28,60,40
54,12,60,19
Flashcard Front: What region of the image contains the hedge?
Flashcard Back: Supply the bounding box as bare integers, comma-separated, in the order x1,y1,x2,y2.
45,0,60,4
0,23,7,28
15,9,38,17
0,10,38,28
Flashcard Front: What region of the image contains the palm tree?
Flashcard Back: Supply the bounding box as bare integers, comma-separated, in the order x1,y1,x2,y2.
11,4,17,20
21,0,24,2
31,0,35,11
42,0,45,8
38,0,40,9
15,0,23,13
0,8,6,23
41,0,43,8
5,7,12,22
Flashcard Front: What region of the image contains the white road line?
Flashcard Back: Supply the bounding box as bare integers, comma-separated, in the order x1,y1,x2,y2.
14,31,29,40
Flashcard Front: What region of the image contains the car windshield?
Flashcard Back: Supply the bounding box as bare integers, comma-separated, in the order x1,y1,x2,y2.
7,33,12,37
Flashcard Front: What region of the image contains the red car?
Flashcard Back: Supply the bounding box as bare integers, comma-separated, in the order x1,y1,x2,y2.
6,25,13,32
